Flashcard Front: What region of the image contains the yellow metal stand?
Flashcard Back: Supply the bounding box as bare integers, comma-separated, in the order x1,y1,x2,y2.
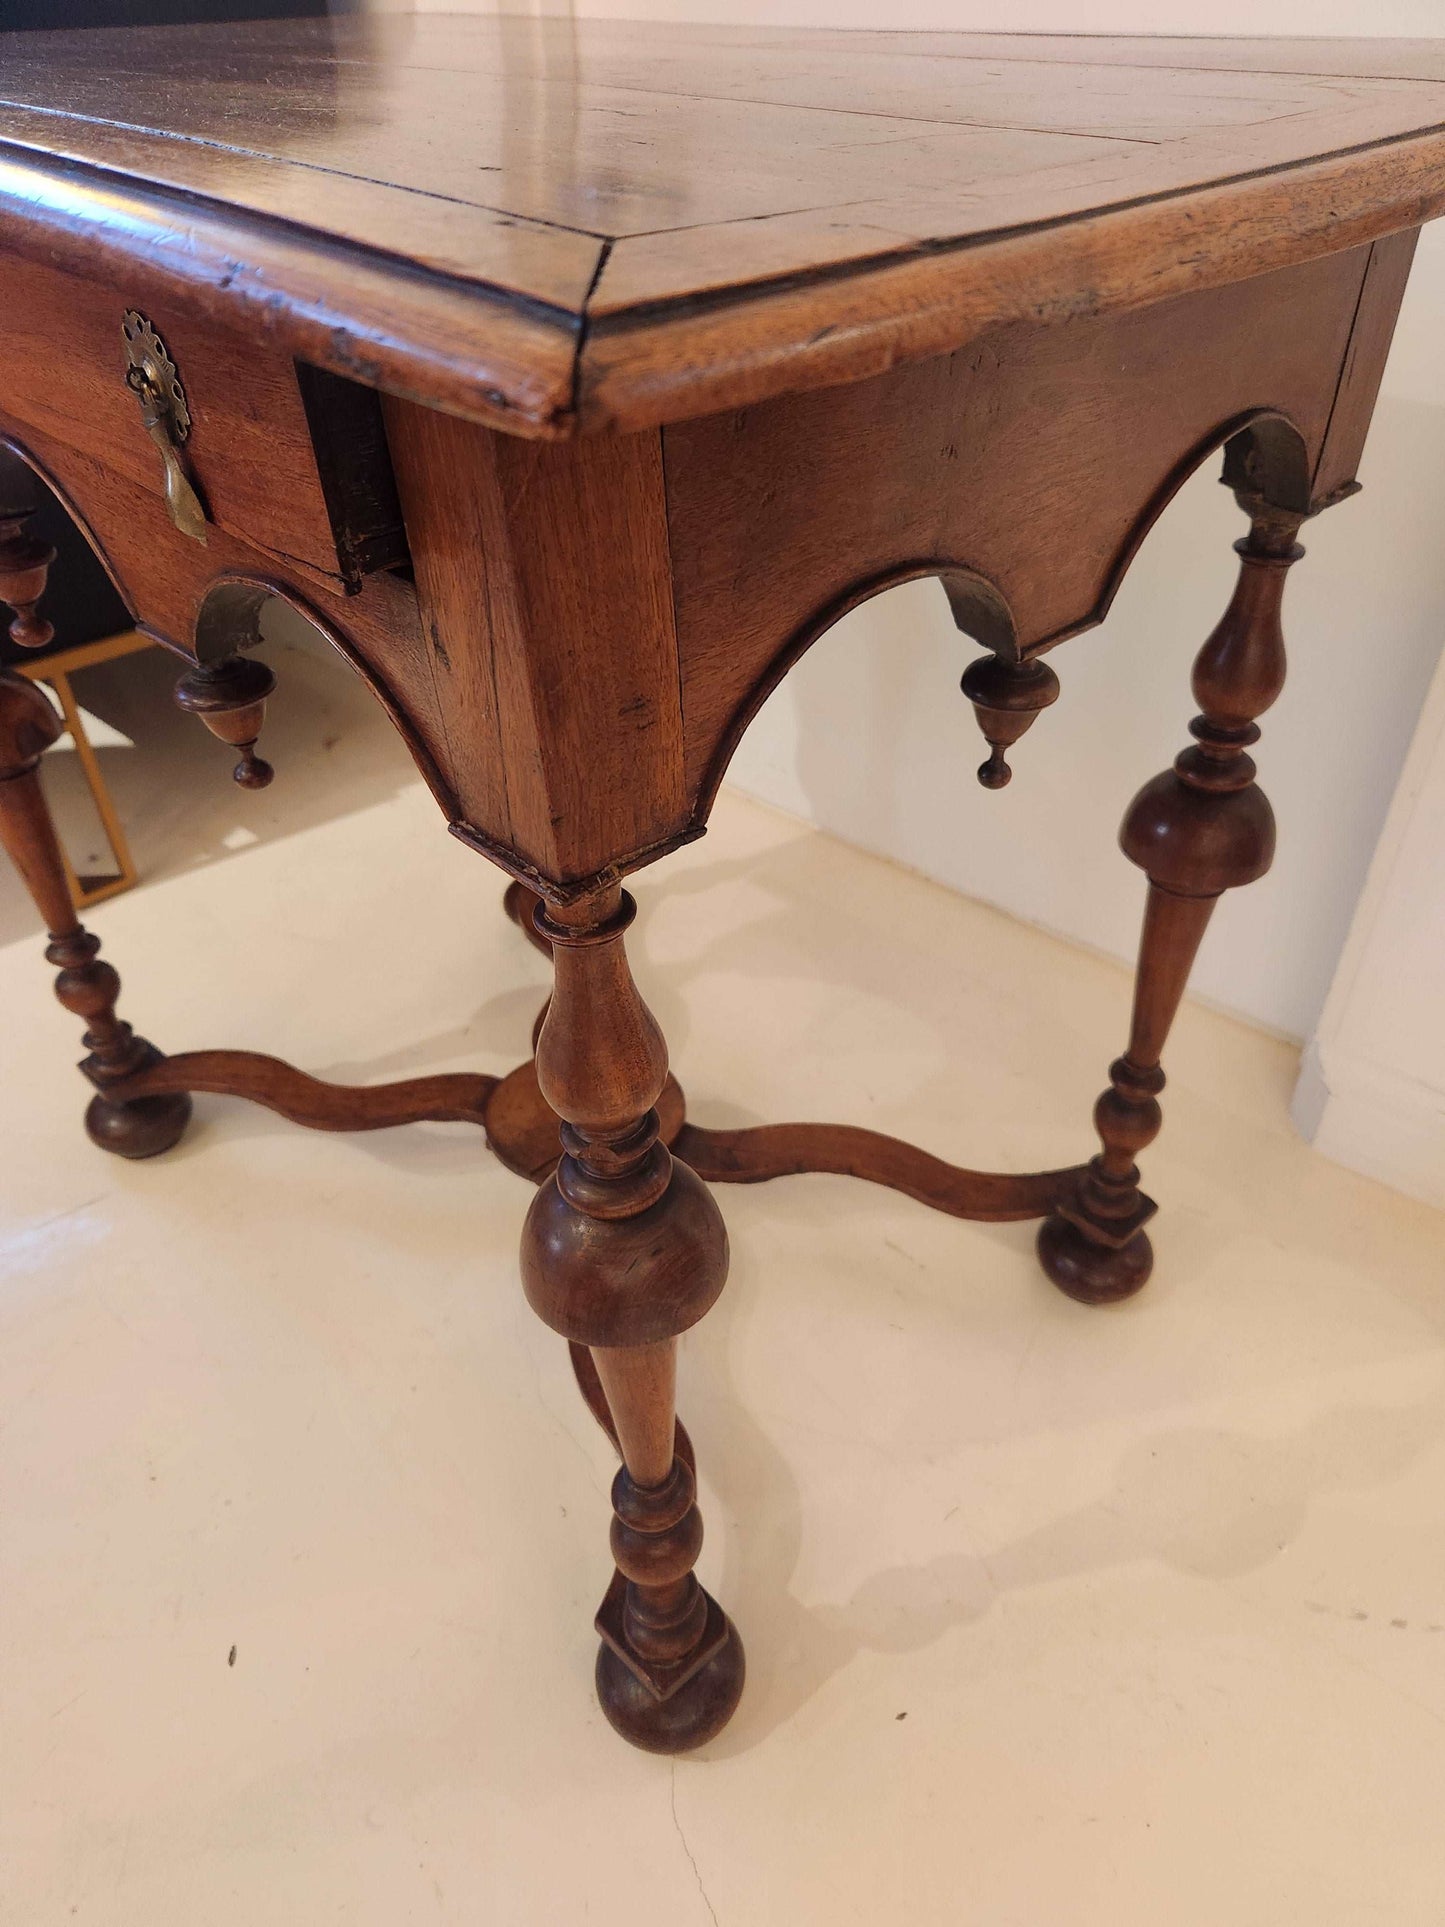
15,628,154,911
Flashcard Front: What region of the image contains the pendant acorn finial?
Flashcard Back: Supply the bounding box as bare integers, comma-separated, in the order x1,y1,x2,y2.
174,653,277,789
0,451,55,651
960,653,1060,788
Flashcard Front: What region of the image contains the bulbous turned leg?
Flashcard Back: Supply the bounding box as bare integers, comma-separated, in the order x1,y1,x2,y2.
0,671,191,1157
590,1340,745,1752
1039,504,1305,1304
518,885,743,1752
174,653,276,789
0,463,190,1157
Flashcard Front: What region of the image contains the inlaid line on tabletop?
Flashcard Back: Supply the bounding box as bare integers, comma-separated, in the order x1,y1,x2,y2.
8,18,1445,433
0,99,619,243
830,35,1445,85
52,20,1445,91
589,115,1445,316
12,96,1424,271
47,50,1170,147
0,127,610,322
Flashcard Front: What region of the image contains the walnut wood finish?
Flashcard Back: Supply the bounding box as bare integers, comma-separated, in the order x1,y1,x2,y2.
1038,504,1306,1303
676,1123,1082,1222
110,1050,495,1134
569,1338,727,1750
3,21,1445,434
590,1341,745,1754
0,247,361,585
0,223,1413,904
663,242,1396,836
0,426,458,827
380,395,686,892
0,477,189,1157
99,1006,1081,1224
568,1340,698,1477
173,652,277,790
959,655,1062,790
0,23,1438,1755
515,887,742,1751
0,452,53,649
484,1058,686,1186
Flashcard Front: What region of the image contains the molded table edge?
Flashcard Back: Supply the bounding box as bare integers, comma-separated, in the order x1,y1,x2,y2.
1,122,1444,438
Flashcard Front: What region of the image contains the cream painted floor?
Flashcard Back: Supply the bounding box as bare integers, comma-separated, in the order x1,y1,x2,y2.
2,636,1444,1925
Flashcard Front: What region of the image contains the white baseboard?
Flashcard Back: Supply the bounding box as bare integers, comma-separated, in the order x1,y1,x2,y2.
1292,1042,1445,1213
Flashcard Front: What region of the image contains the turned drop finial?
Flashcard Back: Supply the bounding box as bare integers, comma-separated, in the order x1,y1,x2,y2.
977,742,1012,791
0,451,56,652
960,653,1060,789
174,653,277,788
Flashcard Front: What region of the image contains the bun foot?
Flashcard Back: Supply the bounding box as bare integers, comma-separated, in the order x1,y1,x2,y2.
85,1086,193,1160
1037,1212,1153,1305
596,1613,745,1755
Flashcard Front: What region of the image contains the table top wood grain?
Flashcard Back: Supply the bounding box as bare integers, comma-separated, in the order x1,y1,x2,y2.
2,18,1444,434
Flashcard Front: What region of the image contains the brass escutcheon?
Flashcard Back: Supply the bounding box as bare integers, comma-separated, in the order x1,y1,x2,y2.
121,310,207,543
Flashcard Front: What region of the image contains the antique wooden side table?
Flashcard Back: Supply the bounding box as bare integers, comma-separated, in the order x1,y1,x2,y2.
1,20,1443,1754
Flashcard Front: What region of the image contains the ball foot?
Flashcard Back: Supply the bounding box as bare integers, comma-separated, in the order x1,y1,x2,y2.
85,1087,192,1160
232,749,274,790
595,1616,745,1755
1037,1211,1153,1305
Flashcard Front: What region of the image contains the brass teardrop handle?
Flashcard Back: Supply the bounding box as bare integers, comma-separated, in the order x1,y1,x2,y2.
121,310,208,543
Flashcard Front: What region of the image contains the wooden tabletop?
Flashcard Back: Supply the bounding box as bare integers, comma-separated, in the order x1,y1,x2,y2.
3,18,1445,435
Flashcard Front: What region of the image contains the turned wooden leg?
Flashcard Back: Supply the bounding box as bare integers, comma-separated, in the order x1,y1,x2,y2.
519,885,743,1752
0,668,192,1157
1038,502,1305,1304
0,464,191,1158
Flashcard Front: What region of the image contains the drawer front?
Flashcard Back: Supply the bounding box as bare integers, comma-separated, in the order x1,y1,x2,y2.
0,247,353,583
0,406,451,821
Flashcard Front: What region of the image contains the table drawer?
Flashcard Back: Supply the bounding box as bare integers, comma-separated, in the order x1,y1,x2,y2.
0,247,404,587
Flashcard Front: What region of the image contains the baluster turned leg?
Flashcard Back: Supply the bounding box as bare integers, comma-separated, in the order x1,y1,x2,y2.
0,459,190,1158
519,885,743,1752
1038,502,1305,1304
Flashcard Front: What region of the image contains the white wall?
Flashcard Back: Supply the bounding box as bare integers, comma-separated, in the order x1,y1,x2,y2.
410,0,1445,1047
1294,641,1445,1209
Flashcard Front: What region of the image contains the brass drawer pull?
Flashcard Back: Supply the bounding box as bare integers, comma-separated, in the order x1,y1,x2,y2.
121,310,207,543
